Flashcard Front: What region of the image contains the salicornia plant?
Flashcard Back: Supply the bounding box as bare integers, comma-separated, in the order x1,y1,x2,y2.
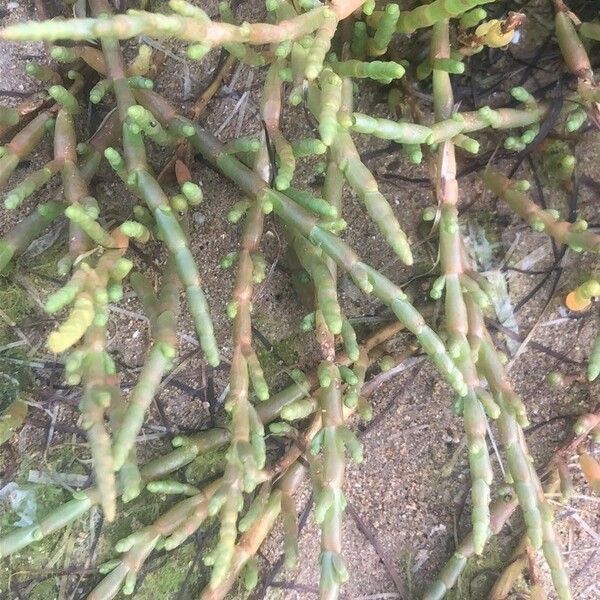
1,0,599,598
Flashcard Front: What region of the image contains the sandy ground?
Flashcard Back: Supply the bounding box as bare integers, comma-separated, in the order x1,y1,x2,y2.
1,1,600,599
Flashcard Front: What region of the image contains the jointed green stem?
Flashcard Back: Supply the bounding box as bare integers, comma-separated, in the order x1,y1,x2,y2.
398,0,495,34
0,110,52,187
0,202,62,273
312,366,354,600
176,109,467,396
0,0,366,46
293,233,343,336
112,259,180,471
430,20,492,556
483,169,600,253
80,320,118,522
90,1,220,366
422,493,518,600
0,317,400,561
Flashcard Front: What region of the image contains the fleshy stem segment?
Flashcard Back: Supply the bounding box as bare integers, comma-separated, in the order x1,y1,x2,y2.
111,258,180,472
483,169,600,253
131,91,466,397
206,134,273,591
188,130,465,397
398,0,495,34
0,320,401,560
0,202,62,273
0,0,367,46
70,328,393,599
90,0,219,366
423,405,598,600
429,20,493,556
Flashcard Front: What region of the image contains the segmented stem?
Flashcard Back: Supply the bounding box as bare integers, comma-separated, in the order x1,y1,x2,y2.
112,259,180,471
431,20,492,555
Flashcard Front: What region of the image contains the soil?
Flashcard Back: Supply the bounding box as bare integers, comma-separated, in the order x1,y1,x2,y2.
1,1,600,600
